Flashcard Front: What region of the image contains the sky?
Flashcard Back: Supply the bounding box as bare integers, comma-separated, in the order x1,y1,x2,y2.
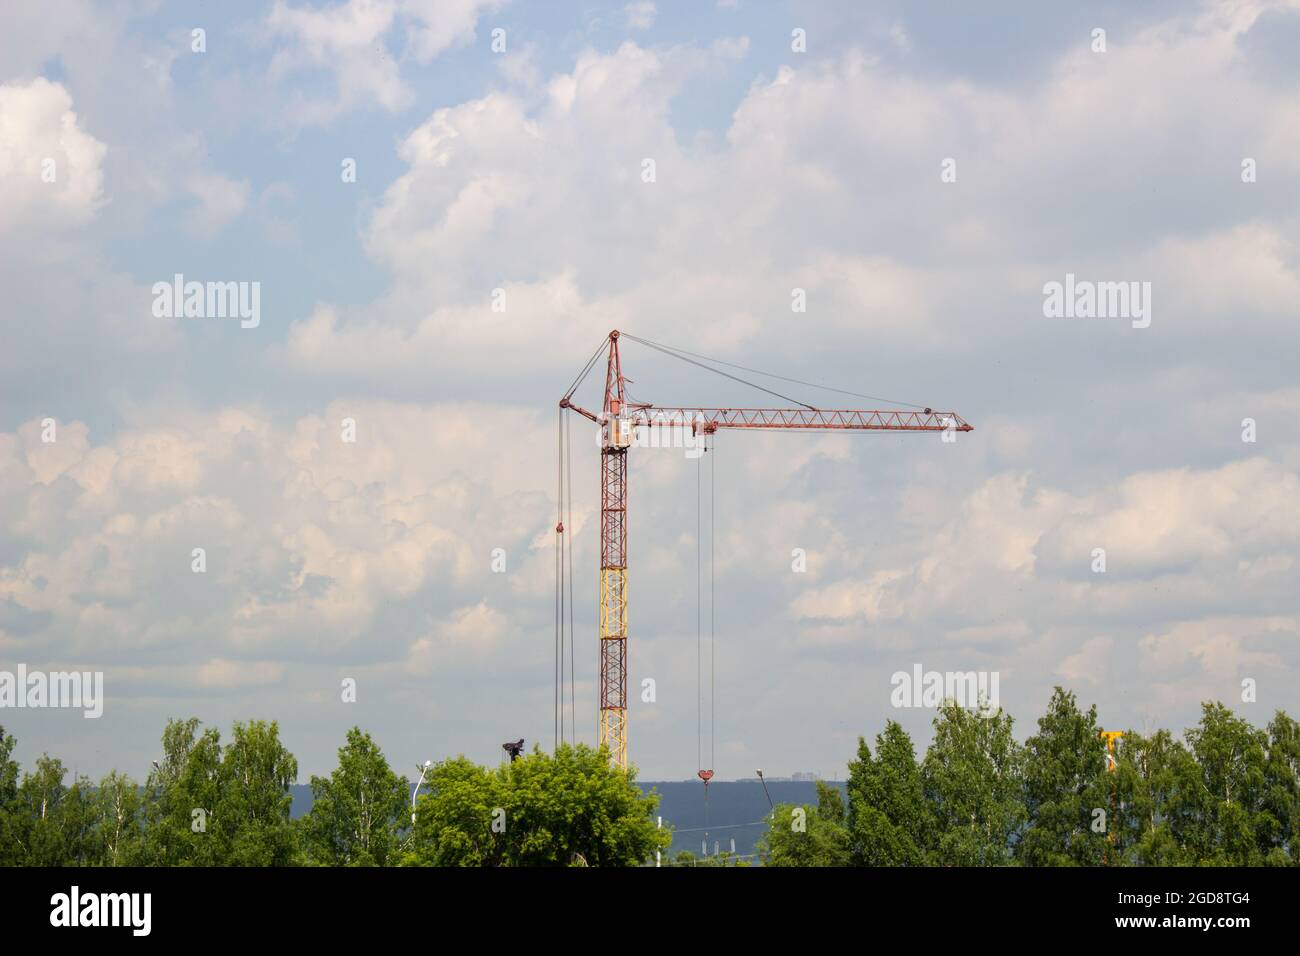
1,0,1299,783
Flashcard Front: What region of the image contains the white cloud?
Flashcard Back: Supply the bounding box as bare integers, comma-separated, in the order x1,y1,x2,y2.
1057,636,1113,684
400,0,507,61
0,78,106,231
184,171,251,236
0,404,554,665
624,2,656,31
264,0,506,124
267,0,408,120
281,4,1300,390
197,658,287,689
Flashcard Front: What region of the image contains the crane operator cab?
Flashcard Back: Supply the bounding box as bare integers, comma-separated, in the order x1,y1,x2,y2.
603,399,635,450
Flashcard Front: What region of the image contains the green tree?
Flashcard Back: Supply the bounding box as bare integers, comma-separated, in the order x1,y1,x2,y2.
139,717,299,866
1017,688,1110,866
922,703,1024,866
1185,701,1269,865
0,728,20,866
10,755,98,865
1260,711,1300,864
404,754,505,866
1112,729,1202,865
403,744,668,867
846,721,928,866
94,770,145,866
757,781,850,866
217,720,299,865
302,727,409,866
139,718,224,865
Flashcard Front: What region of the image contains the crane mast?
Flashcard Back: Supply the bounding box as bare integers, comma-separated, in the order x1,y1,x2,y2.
596,333,630,769
560,330,973,771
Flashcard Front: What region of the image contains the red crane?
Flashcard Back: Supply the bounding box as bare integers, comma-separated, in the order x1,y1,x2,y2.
558,330,973,771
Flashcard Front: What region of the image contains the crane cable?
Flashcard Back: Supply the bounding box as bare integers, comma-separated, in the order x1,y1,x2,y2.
554,333,612,751
555,407,563,750
696,432,717,845
555,407,578,750
555,407,565,749
619,332,934,411
562,334,609,404
566,411,576,742
624,333,818,411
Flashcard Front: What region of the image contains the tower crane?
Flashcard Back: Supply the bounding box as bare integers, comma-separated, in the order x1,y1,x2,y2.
558,330,973,771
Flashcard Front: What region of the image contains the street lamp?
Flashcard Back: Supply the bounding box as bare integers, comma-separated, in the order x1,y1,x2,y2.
756,768,773,812
411,760,432,825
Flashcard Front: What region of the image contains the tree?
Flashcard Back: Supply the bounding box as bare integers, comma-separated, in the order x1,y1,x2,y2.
1260,711,1300,865
922,702,1024,866
757,781,850,866
139,718,224,865
303,727,409,866
403,744,668,867
0,728,20,866
1185,702,1269,865
847,721,928,866
1,727,144,867
1112,729,1203,865
217,720,300,865
94,770,145,866
1017,688,1110,866
9,754,99,865
139,717,299,866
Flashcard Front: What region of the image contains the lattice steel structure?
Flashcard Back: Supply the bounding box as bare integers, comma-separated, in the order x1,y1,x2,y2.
598,441,629,767
561,330,973,771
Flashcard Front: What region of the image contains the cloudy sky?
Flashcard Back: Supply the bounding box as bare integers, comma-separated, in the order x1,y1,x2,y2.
2,0,1298,783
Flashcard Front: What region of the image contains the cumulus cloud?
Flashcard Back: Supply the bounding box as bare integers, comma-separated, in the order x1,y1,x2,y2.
792,453,1300,638
0,404,555,669
264,0,506,124
281,4,1300,398
0,78,106,230
624,2,656,31
183,171,252,237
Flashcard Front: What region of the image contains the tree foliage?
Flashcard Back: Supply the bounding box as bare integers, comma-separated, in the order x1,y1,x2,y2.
134,717,298,866
757,780,851,866
302,727,409,866
3,692,1298,867
402,743,669,867
1017,688,1110,866
768,691,1300,867
921,702,1024,866
847,721,928,866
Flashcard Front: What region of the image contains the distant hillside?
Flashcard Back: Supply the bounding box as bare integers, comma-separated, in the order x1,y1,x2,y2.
290,779,843,861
